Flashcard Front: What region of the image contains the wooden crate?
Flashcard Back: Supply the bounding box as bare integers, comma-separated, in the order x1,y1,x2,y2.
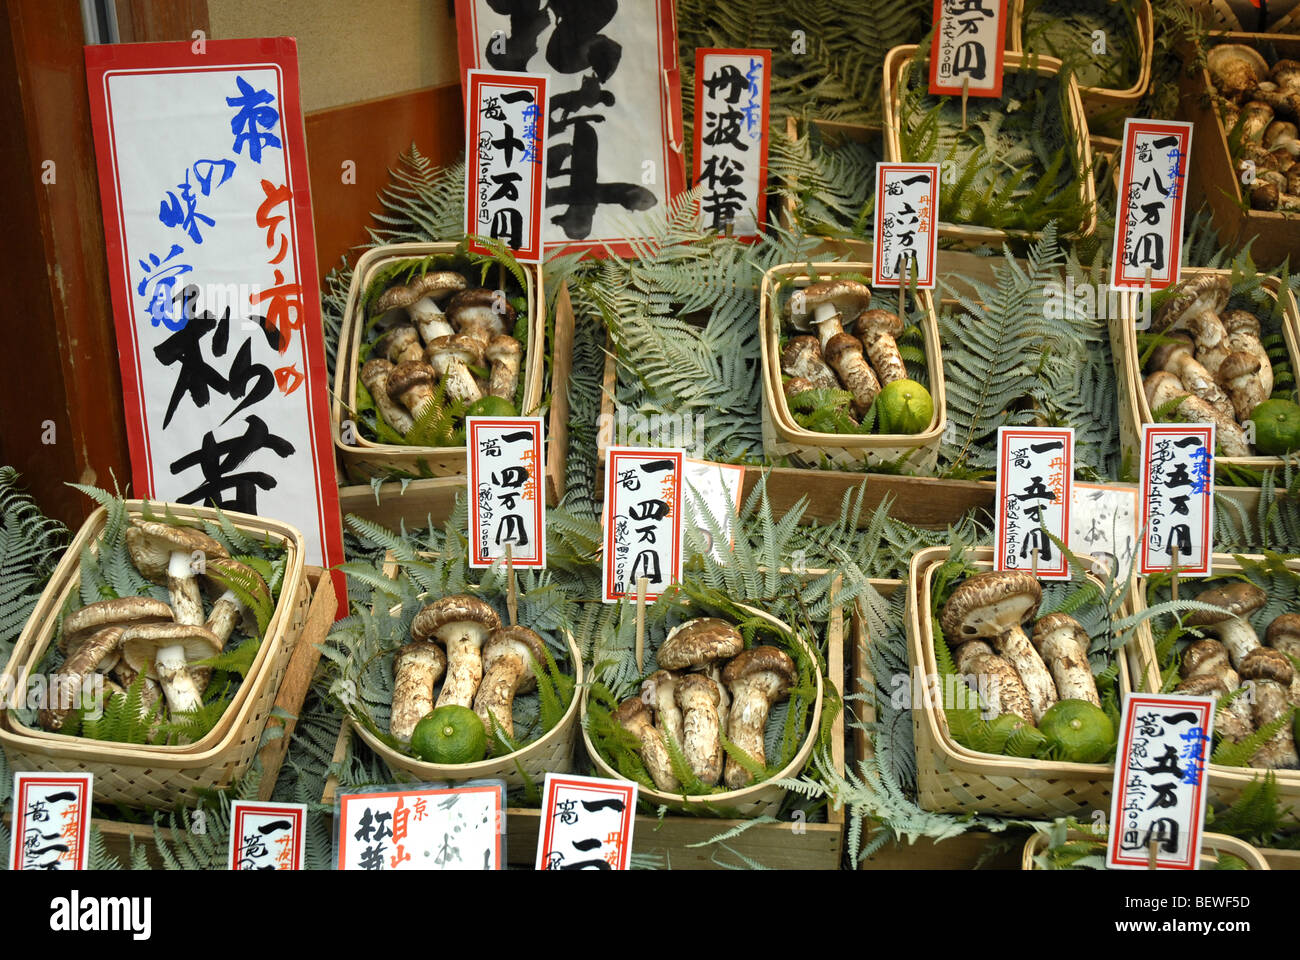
1008,0,1153,129
323,579,847,869
1178,32,1300,268
330,242,547,483
907,546,1156,818
883,45,1097,245
1112,266,1300,476
759,261,947,472
1021,829,1271,869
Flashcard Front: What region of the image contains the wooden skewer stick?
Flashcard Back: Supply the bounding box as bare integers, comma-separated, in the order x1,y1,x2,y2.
1170,545,1180,603
961,76,970,131
1032,546,1040,579
505,543,518,626
1148,836,1159,870
635,577,649,673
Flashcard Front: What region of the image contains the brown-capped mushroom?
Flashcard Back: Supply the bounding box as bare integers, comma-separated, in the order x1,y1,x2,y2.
1186,582,1267,669
1266,614,1300,705
657,618,745,672
360,358,415,435
447,288,512,346
1267,120,1299,149
675,673,724,785
374,324,425,366
1180,638,1255,743
1240,101,1276,143
1221,309,1274,396
783,279,870,337
1030,613,1100,707
376,271,467,343
1219,351,1267,421
1240,648,1299,768
780,336,839,391
954,639,1035,723
1175,674,1254,744
824,333,882,416
58,596,173,656
721,645,796,788
854,308,908,385
1149,333,1234,420
484,334,522,401
411,595,501,709
426,335,484,404
1273,59,1300,93
473,625,547,743
1143,372,1252,456
940,571,1057,722
386,360,438,419
1208,44,1269,101
641,669,683,751
40,625,126,731
1251,180,1281,210
120,622,222,715
1153,275,1232,337
125,520,230,626
615,697,679,791
389,640,447,742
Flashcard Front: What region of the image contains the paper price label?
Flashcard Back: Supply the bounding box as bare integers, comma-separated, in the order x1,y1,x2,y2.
1111,119,1193,290
995,427,1074,579
874,163,939,289
683,459,745,562
10,773,93,871
1070,482,1139,578
536,773,638,870
930,0,1009,97
602,447,685,603
229,800,307,870
467,416,546,568
336,782,505,871
1138,424,1214,576
692,49,771,240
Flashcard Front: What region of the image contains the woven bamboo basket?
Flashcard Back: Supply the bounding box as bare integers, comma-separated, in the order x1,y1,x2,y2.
1112,266,1300,475
758,261,946,472
1008,0,1153,125
579,601,825,818
882,45,1097,245
0,501,310,808
330,241,546,482
1021,829,1271,869
907,545,1155,817
1129,551,1300,808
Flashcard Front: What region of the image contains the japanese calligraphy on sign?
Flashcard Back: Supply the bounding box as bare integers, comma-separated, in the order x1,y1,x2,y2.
1106,694,1213,870
995,427,1074,579
930,0,1008,97
228,801,307,871
1139,424,1214,576
683,459,745,563
455,0,686,257
464,70,548,262
536,773,637,870
335,782,505,871
874,164,939,288
1111,119,1193,290
1070,483,1139,579
10,773,92,871
467,417,546,568
84,40,344,599
691,49,770,240
603,447,685,603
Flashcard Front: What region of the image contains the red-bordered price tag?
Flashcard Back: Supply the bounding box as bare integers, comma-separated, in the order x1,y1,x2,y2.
929,0,1008,97
467,416,546,568
10,772,92,871
228,800,307,870
536,773,638,870
602,447,685,603
1111,119,1193,290
335,782,506,871
995,427,1074,579
1138,423,1214,576
873,163,939,289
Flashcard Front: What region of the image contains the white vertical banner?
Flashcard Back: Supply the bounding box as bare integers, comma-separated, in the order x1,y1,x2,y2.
10,773,93,871
692,49,771,239
1111,119,1193,290
873,163,940,289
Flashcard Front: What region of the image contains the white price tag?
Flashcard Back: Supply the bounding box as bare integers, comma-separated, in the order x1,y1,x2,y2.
536,773,638,870
873,163,939,289
994,427,1074,579
692,49,771,239
602,447,685,603
228,800,307,870
929,0,1008,97
10,772,92,871
335,782,505,871
467,416,546,568
683,458,745,562
1111,119,1193,290
1070,482,1139,578
1138,423,1214,576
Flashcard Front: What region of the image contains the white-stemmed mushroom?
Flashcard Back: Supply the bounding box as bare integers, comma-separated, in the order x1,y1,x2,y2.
58,596,173,656
374,324,425,365
954,639,1034,723
780,336,840,391
824,333,882,415
120,622,222,715
1240,648,1300,768
447,288,512,346
1030,613,1099,707
361,358,416,435
854,309,908,385
472,625,548,744
1143,372,1252,456
1178,639,1254,743
1149,334,1234,419
642,669,683,751
721,646,797,789
1219,351,1267,421
675,673,724,785
1266,614,1300,705
1221,309,1274,396
125,520,230,626
411,595,501,709
426,335,485,404
386,360,439,420
616,698,679,791
1185,582,1267,669
484,334,523,401
40,625,126,731
390,640,447,742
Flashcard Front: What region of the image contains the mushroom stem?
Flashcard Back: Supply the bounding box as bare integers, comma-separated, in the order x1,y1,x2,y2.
167,551,204,626
155,643,204,713
411,299,454,343
781,336,840,391
361,359,415,435
676,674,723,785
855,309,908,385
955,640,1034,723
721,646,796,788
993,624,1058,723
643,670,683,750
825,333,881,415
1143,372,1252,456
1031,615,1099,707
435,630,486,709
485,335,522,401
616,699,680,792
391,640,446,742
1241,649,1300,768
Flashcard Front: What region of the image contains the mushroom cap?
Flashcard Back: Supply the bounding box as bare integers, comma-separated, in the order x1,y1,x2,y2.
360,357,394,388
374,324,421,360
1149,332,1195,372
1176,674,1229,697
448,288,514,331
1184,582,1268,627
1181,638,1233,678
1251,181,1280,210
1266,120,1299,148
60,596,174,653
1221,309,1261,337
1208,44,1269,98
615,696,653,730
1271,59,1300,90
1030,612,1089,652
783,376,816,398
120,622,222,673
386,360,436,401
854,308,904,339
485,334,522,364
1220,350,1261,382
375,272,467,314
657,618,744,670
781,335,823,370
784,280,870,328
203,556,271,607
482,625,548,684
1143,370,1186,408
427,334,486,368
823,331,864,364
721,644,796,692
674,672,721,709
1240,646,1295,685
125,520,229,583
410,594,501,643
1266,613,1300,647
1153,275,1232,332
940,570,1042,644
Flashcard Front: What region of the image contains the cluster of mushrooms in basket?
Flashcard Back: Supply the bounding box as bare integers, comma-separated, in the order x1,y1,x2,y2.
780,279,913,428
1173,582,1300,770
1208,45,1300,212
41,520,269,733
389,594,552,752
361,269,523,438
615,618,796,792
1142,274,1276,456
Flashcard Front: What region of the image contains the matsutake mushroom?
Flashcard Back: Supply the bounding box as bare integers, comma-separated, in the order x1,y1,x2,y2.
390,640,447,742
1208,44,1270,101
386,360,439,420
1149,334,1234,420
120,622,222,715
58,596,173,656
1178,638,1254,743
721,645,796,789
657,618,745,673
426,335,485,405
361,358,416,435
783,279,870,341
1240,648,1300,768
616,697,679,792
1266,614,1300,704
373,271,467,343
1030,613,1099,707
780,336,839,391
940,570,1057,722
447,288,512,346
824,333,882,415
854,309,908,385
1219,351,1267,421
675,673,724,785
1185,582,1267,669
472,625,548,743
411,595,501,709
1221,309,1274,396
954,639,1034,723
485,334,523,401
1143,372,1252,456
374,324,425,366
125,520,230,626
642,669,683,752
40,625,126,731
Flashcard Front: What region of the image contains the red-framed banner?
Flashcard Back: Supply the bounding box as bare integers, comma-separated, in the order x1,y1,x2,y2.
229,800,307,870
1111,119,1193,291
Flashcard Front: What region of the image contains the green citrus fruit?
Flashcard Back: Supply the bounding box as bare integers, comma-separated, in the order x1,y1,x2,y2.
876,379,934,434
409,705,487,765
1250,399,1300,455
465,395,518,419
1039,700,1116,764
